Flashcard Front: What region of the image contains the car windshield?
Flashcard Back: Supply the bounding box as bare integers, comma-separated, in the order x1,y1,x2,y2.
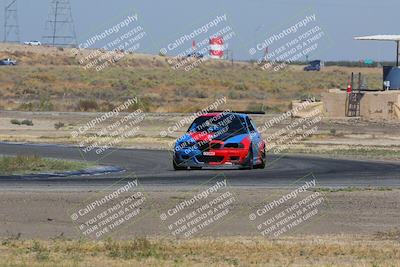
187,114,247,135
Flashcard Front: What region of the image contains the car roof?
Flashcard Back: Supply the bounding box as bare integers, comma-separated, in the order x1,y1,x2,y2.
200,112,248,118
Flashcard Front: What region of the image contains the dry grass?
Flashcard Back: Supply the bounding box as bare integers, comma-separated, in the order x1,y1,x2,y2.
279,144,400,160
0,155,92,175
0,43,382,113
0,235,399,266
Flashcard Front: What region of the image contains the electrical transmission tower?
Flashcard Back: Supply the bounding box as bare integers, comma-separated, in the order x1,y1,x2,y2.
3,0,20,43
43,0,77,47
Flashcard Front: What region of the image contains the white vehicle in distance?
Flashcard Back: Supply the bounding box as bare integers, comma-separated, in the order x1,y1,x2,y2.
24,40,41,46
0,58,17,65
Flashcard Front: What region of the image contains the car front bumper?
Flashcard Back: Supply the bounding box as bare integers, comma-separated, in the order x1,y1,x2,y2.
174,148,248,167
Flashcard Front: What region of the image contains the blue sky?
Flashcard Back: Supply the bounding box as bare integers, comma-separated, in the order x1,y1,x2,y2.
2,0,399,61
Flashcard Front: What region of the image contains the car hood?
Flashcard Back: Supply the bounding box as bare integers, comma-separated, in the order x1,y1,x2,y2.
176,132,249,146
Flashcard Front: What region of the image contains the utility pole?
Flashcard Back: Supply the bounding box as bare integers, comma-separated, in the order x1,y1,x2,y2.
43,0,77,47
3,0,20,43
225,49,234,67
396,40,399,67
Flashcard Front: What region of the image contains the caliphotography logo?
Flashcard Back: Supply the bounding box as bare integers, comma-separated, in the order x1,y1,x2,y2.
68,172,149,240
71,12,147,71
158,174,239,239
159,14,236,71
248,173,331,239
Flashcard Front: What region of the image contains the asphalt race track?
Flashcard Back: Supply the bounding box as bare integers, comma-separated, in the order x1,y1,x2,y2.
0,142,399,191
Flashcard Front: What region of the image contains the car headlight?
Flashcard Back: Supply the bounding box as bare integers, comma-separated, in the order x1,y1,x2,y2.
175,141,196,151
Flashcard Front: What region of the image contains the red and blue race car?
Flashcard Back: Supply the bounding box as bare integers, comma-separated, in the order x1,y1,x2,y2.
173,112,266,170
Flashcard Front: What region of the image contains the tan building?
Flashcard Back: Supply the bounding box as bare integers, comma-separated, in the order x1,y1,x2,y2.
321,89,400,120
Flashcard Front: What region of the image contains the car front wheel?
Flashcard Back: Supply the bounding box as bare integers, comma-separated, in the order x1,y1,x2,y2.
254,147,266,169
240,148,253,170
173,159,187,170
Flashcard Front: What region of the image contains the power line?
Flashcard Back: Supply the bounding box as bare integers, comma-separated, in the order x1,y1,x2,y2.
42,0,77,47
3,0,20,43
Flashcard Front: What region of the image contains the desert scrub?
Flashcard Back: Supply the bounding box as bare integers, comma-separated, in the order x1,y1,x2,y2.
0,45,383,113
54,122,65,130
10,119,21,125
77,99,99,111
10,119,33,126
18,100,54,111
0,155,92,175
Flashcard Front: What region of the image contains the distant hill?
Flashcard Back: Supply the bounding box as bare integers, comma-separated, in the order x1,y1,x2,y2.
0,43,382,113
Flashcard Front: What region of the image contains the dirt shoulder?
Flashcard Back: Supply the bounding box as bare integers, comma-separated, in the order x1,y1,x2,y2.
1,188,400,266
0,188,399,239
